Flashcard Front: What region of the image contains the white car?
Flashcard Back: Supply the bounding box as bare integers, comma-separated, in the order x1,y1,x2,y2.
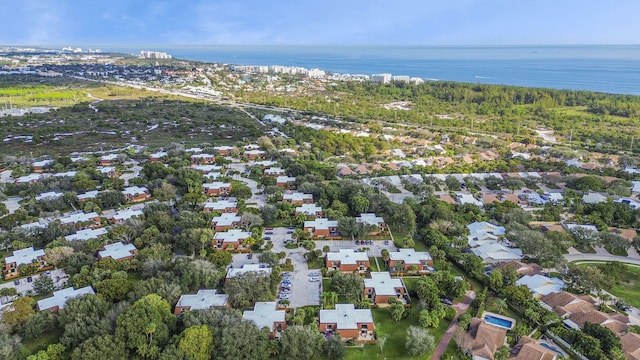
308,272,320,277
279,293,291,299
309,277,320,282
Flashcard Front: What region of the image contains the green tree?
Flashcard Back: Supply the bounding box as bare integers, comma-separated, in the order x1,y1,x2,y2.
1,296,36,329
33,275,55,295
178,325,214,360
323,334,345,359
322,292,338,309
390,299,405,322
71,335,127,360
115,294,176,359
405,325,435,356
280,325,325,360
330,272,364,303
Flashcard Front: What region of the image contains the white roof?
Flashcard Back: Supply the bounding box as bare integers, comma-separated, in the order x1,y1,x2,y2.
388,248,432,265
191,153,215,159
149,151,168,158
32,159,54,167
283,192,313,202
37,286,95,310
296,203,322,216
244,149,265,155
467,221,506,236
70,156,88,162
5,247,45,266
242,302,285,331
122,186,148,196
265,167,285,175
204,172,222,180
471,243,522,262
77,190,99,200
632,181,640,193
320,304,374,329
276,176,296,183
65,227,108,241
111,209,144,221
59,212,99,225
100,154,120,161
185,147,203,153
326,249,368,265
53,171,77,178
203,182,230,190
213,145,235,151
15,173,43,183
226,264,272,279
176,289,229,309
212,213,241,226
192,165,222,172
564,223,598,233
456,193,483,207
364,272,404,296
304,218,338,230
35,191,63,201
356,213,384,226
582,192,607,204
516,275,565,297
98,242,137,260
204,199,237,211
213,229,251,244
96,166,116,174
615,198,640,210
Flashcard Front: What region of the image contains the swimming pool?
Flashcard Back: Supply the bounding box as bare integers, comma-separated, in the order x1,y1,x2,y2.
540,343,563,354
484,315,513,329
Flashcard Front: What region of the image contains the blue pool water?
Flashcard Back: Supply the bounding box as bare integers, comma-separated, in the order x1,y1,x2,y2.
540,343,562,354
484,315,513,329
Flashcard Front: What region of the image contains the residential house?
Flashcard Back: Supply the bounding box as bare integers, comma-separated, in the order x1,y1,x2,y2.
149,151,168,162
96,166,118,177
31,159,54,173
3,247,50,279
37,286,95,312
204,172,222,181
436,194,457,205
185,147,203,154
283,192,313,205
213,146,235,155
540,291,597,318
325,249,369,272
388,248,434,273
295,203,323,218
515,275,565,298
242,302,287,339
471,243,523,264
226,264,272,283
355,213,386,234
192,164,223,173
203,199,238,213
99,154,120,166
567,309,629,335
461,318,508,360
337,166,354,177
203,182,232,196
582,192,608,204
122,186,150,203
59,211,102,229
319,304,375,343
456,193,483,207
364,272,406,304
98,242,138,261
35,191,63,201
211,213,241,232
495,261,544,277
213,229,252,250
264,167,286,177
621,332,640,360
190,153,216,165
110,209,144,224
276,176,296,188
615,198,640,210
174,289,229,314
508,336,558,360
53,172,78,179
65,227,108,242
77,190,99,202
244,149,265,160
304,218,339,238
14,173,43,185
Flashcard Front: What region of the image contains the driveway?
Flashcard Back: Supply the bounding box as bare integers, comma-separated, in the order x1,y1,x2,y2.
287,251,321,308
0,170,13,184
119,162,142,186
2,196,22,214
431,290,475,360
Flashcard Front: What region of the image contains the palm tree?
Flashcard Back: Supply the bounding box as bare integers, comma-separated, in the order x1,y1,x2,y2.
323,291,338,309
494,298,507,315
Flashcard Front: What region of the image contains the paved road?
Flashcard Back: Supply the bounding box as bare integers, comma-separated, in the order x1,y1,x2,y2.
565,254,640,266
431,290,475,360
2,196,22,215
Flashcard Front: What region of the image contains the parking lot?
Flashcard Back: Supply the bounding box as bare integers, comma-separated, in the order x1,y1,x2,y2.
0,269,69,300
313,239,398,257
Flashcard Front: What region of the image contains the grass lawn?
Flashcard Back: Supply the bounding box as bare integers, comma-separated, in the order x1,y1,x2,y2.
22,328,63,355
485,296,523,325
344,307,452,360
590,263,640,308
369,257,382,272
435,260,483,295
307,257,325,269
604,244,628,257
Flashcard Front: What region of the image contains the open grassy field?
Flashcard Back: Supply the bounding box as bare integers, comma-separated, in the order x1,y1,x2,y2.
344,307,451,360
589,263,640,307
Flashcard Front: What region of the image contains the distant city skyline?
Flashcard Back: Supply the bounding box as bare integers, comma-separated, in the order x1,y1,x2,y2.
2,0,640,46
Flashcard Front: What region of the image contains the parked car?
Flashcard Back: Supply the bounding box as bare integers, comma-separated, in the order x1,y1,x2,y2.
441,298,453,305
266,227,274,230
384,240,389,245
281,272,292,276
287,230,294,234
308,272,320,277
309,277,320,282
247,254,253,259
264,231,274,235
264,236,272,241
279,293,291,299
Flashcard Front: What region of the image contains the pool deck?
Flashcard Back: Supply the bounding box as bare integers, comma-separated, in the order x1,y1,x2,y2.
481,311,516,330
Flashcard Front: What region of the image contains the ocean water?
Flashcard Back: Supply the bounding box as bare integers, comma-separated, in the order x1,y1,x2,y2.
100,45,640,95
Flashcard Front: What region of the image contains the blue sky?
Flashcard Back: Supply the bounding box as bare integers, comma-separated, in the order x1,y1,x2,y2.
2,0,640,45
